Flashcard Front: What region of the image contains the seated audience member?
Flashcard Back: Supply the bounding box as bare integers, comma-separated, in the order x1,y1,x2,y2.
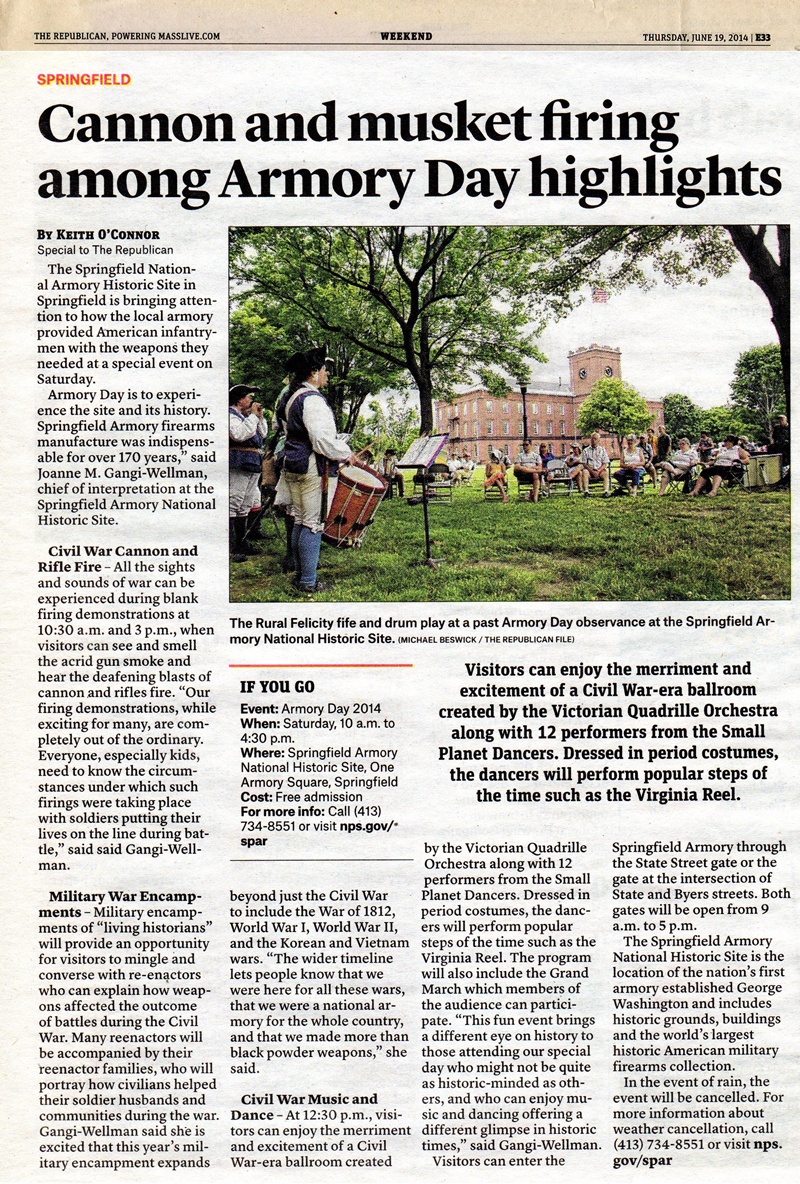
536,443,555,494
658,438,699,495
484,450,509,502
380,448,405,496
579,433,611,496
514,440,542,502
544,453,568,493
614,435,646,495
689,435,751,497
566,444,584,485
639,434,657,485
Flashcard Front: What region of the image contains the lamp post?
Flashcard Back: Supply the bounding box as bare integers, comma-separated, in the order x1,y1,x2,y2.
519,382,529,443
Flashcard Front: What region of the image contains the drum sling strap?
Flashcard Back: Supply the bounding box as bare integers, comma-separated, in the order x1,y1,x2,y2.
320,461,329,523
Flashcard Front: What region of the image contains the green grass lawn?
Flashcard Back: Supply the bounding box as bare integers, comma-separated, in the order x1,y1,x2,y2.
231,475,791,604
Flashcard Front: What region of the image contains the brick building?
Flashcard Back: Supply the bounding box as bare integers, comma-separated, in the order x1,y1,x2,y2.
434,343,664,459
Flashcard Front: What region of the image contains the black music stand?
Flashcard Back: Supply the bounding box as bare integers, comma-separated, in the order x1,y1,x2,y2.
398,434,450,567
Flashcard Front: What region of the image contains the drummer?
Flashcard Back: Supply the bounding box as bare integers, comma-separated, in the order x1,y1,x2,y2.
282,348,356,596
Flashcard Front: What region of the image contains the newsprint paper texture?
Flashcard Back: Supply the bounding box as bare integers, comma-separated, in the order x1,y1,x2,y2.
1,3,799,1184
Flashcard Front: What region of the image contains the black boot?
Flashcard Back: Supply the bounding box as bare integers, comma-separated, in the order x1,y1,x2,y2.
230,517,248,563
246,509,267,541
238,515,263,555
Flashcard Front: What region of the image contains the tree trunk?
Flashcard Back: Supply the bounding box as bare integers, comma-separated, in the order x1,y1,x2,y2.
725,225,790,420
406,316,434,434
419,316,433,434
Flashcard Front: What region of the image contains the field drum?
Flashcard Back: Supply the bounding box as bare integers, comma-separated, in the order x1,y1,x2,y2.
322,462,388,548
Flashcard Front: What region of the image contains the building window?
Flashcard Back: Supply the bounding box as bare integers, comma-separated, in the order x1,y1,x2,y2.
560,405,566,416
503,401,509,413
532,403,539,414
561,421,566,436
517,402,523,414
546,404,552,414
486,400,493,412
517,419,524,435
503,420,509,435
473,399,478,413
487,420,494,434
532,421,539,435
548,421,553,435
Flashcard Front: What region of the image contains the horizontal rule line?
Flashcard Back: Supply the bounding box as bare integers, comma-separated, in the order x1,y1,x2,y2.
230,858,414,862
230,663,414,668
36,40,749,47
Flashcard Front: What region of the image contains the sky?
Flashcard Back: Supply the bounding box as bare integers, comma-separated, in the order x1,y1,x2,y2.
527,246,777,409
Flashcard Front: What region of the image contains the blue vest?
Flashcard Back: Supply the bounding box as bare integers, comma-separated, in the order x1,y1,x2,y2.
229,406,264,472
283,388,340,477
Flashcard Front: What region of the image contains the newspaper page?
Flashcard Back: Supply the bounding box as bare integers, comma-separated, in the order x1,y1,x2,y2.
1,5,797,1183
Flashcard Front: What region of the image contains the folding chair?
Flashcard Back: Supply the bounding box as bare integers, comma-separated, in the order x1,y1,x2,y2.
484,466,508,501
484,481,508,501
697,465,747,495
721,465,747,492
660,464,697,496
514,469,538,500
413,463,453,502
544,459,575,496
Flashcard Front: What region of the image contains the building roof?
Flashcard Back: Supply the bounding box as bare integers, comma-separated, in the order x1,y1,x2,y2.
451,377,569,398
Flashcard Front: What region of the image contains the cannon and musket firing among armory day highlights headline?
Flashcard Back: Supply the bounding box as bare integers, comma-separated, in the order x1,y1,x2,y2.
32,97,781,209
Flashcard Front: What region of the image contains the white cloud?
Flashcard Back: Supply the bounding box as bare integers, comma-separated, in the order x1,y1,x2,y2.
531,250,776,408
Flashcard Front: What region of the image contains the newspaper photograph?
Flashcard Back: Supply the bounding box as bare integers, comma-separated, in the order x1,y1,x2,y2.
0,11,797,1184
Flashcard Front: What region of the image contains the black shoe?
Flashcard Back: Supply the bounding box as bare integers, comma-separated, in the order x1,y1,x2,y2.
290,579,331,597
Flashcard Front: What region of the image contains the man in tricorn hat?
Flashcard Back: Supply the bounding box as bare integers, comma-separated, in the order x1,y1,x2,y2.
229,384,265,562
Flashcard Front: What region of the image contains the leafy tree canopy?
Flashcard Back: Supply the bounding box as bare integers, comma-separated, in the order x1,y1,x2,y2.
229,294,404,434
352,395,420,457
662,393,703,443
699,405,748,441
728,344,785,442
576,377,653,453
231,226,552,433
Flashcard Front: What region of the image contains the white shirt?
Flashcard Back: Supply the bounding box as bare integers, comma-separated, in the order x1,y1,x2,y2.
229,410,262,443
714,445,746,468
582,445,609,469
669,447,699,471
